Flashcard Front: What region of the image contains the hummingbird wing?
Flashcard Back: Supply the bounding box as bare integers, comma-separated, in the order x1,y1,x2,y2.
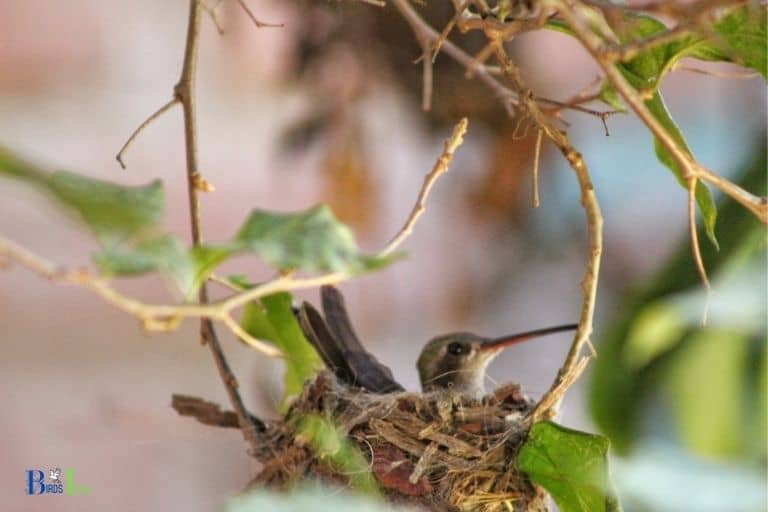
297,300,355,385
320,285,404,393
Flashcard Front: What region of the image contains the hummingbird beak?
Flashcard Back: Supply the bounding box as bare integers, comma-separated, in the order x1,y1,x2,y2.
479,324,578,352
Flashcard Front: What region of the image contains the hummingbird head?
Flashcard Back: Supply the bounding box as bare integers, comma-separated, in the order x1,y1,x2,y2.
416,324,578,397
417,332,498,397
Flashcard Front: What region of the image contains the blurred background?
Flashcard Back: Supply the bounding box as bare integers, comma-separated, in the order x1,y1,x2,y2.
0,1,765,511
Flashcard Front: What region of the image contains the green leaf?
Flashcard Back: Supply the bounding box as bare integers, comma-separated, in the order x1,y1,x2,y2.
518,421,623,512
664,328,750,458
712,5,767,78
598,81,626,112
294,415,379,494
646,94,718,247
241,292,323,403
234,205,392,274
188,245,234,294
95,235,220,299
47,171,164,247
623,302,686,369
0,146,49,184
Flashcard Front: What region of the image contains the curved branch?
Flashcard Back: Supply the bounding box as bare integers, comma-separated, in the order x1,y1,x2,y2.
491,50,603,420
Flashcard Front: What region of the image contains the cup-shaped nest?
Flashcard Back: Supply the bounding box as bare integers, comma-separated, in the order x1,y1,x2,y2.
249,371,549,512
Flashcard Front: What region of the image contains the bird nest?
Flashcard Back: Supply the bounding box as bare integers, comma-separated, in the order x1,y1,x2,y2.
247,370,549,512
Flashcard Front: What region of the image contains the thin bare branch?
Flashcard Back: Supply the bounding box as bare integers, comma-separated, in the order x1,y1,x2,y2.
115,98,179,169
696,164,768,221
200,0,225,34
676,64,761,79
172,394,244,428
382,118,469,256
421,45,434,111
687,177,711,291
391,0,519,113
432,1,469,62
532,128,543,208
491,45,603,420
235,0,284,28
175,0,262,454
600,25,695,63
222,313,282,355
529,356,591,423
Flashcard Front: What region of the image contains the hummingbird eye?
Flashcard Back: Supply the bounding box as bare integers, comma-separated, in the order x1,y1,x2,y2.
446,342,468,356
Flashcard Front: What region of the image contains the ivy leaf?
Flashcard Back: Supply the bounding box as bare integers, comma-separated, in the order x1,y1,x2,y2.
0,146,49,184
518,421,623,512
664,328,752,458
622,302,686,370
241,292,323,404
234,205,392,274
46,171,164,247
93,235,230,299
712,5,767,78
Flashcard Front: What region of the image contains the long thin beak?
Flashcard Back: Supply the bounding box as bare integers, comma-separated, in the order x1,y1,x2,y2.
479,324,578,352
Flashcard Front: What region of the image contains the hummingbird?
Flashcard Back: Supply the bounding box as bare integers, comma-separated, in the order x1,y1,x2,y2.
298,286,576,397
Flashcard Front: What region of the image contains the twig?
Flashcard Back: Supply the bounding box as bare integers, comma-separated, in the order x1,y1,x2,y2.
676,64,761,79
391,0,620,121
116,98,179,169
532,129,542,208
391,0,519,114
381,118,468,256
235,0,284,28
695,164,768,222
687,177,711,291
432,0,469,62
172,393,247,428
200,0,225,34
209,273,244,292
529,356,591,423
174,0,263,455
599,25,695,63
222,313,283,354
420,44,434,111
